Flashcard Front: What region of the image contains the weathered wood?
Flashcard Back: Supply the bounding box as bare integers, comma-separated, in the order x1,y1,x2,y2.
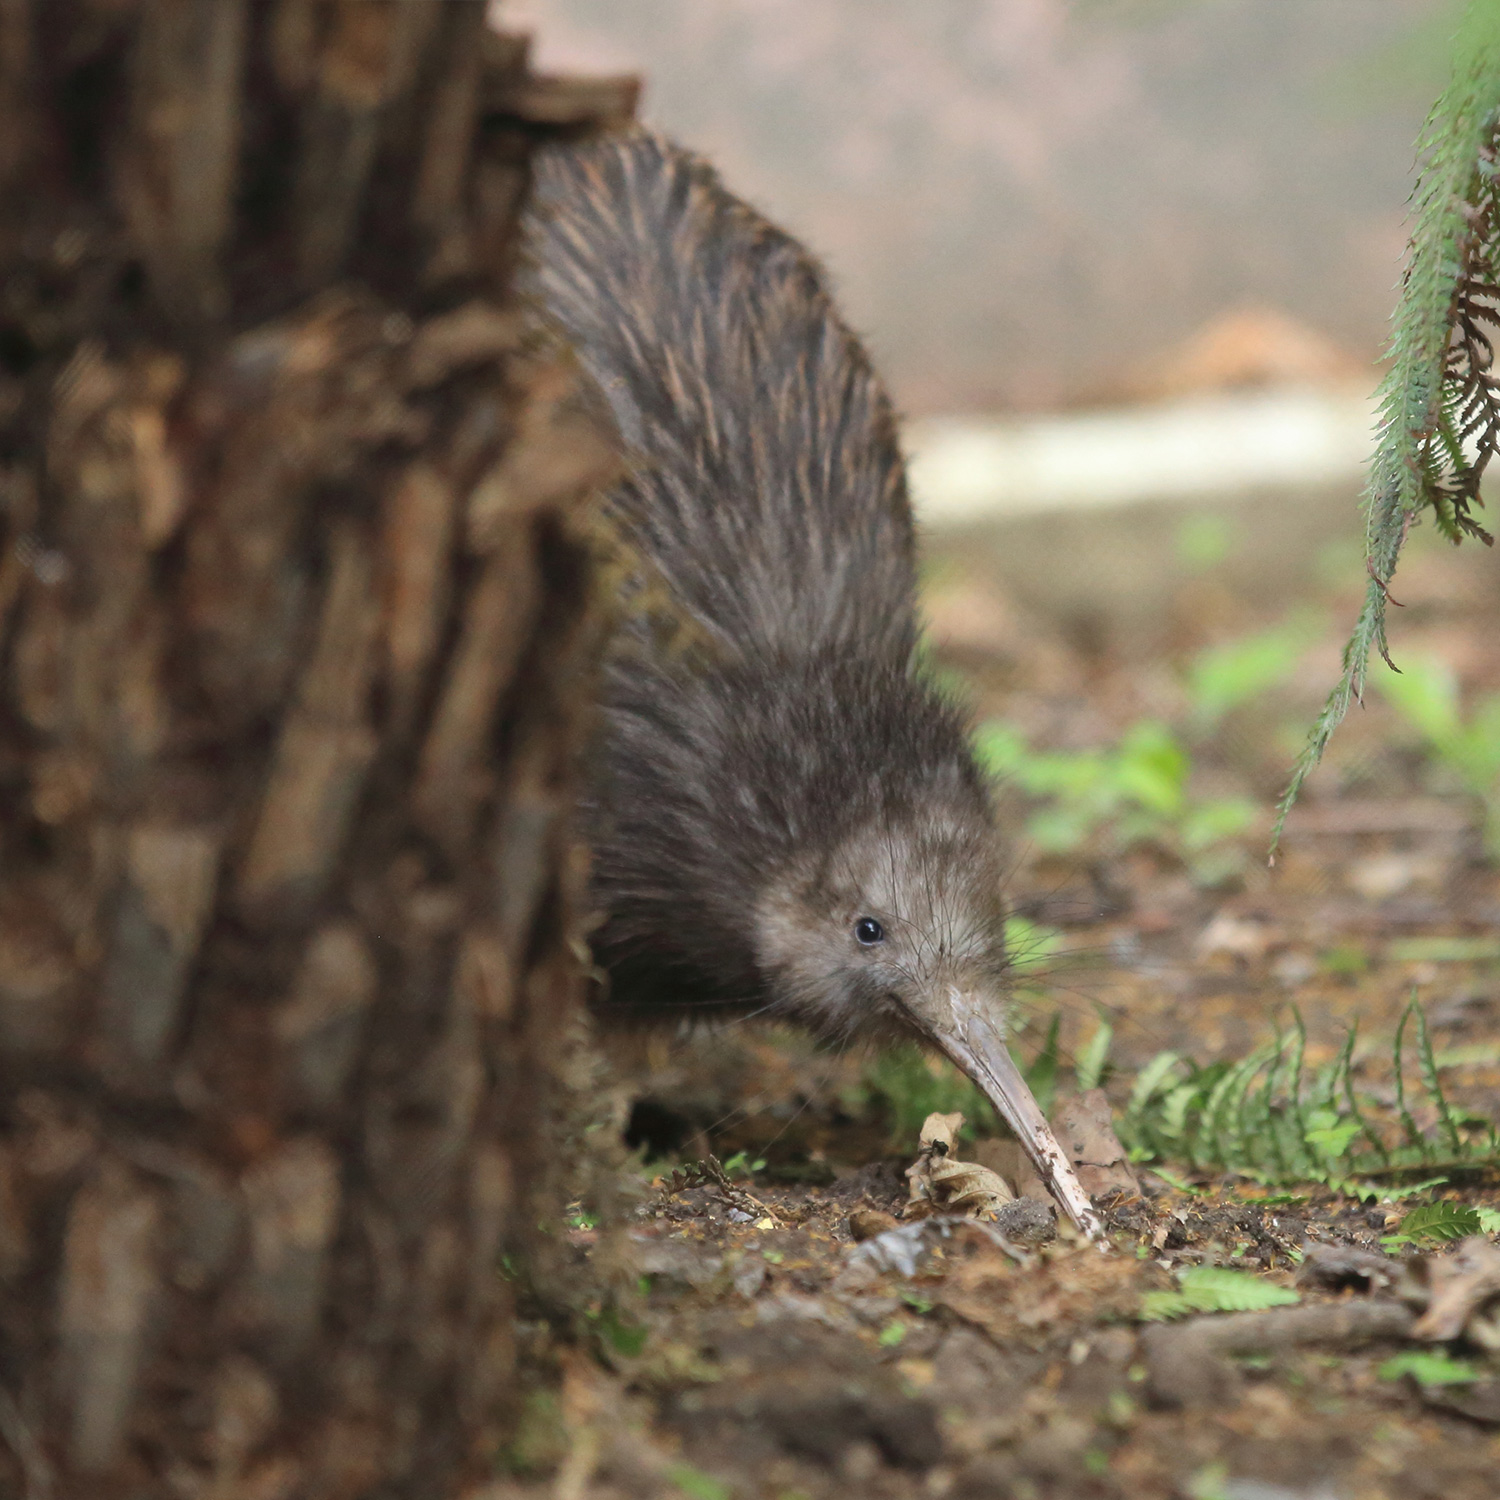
485,65,640,129
413,522,541,859
290,0,441,287
380,459,459,733
0,5,635,1494
56,1158,162,1474
273,922,378,1112
0,0,36,192
236,520,381,918
409,1,488,285
119,0,249,323
466,356,619,549
99,822,222,1084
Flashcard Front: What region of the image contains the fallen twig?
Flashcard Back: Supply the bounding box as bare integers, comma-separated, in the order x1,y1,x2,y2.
1142,1299,1416,1409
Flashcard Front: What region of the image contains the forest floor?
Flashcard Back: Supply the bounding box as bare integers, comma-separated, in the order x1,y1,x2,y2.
499,506,1500,1500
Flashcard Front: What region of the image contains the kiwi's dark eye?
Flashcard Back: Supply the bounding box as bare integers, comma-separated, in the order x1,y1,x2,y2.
854,917,885,946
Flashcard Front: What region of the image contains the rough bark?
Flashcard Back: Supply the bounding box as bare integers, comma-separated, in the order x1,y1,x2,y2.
0,3,634,1494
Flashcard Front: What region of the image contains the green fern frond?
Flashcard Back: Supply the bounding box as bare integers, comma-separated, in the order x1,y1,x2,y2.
1121,1003,1500,1189
1141,1266,1300,1322
1274,0,1500,853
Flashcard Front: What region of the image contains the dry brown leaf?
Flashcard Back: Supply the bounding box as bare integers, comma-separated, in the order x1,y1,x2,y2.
1411,1236,1500,1344
1051,1090,1142,1202
904,1111,1014,1221
920,1111,964,1150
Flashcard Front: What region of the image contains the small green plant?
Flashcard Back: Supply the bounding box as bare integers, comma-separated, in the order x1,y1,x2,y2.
1004,914,1064,977
719,1150,766,1178
500,1388,568,1474
1379,1351,1482,1387
975,720,1255,857
862,1043,999,1142
1374,654,1500,856
1184,1462,1231,1500
1074,1010,1114,1094
1141,1265,1300,1322
1024,1011,1062,1117
667,1464,731,1500
1121,999,1500,1191
1175,513,1235,571
1381,1201,1485,1247
1186,612,1323,733
587,1300,649,1359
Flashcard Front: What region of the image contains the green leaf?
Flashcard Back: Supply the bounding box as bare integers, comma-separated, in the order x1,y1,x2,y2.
1477,1206,1500,1235
1075,1013,1114,1094
1174,1266,1300,1314
864,1044,997,1144
1178,797,1258,853
1389,937,1500,963
1185,1462,1232,1500
1141,1267,1299,1322
720,1150,764,1178
1025,1012,1061,1117
1384,1201,1483,1246
1149,1167,1204,1196
1376,653,1462,744
1004,916,1063,977
1113,722,1189,816
1364,1175,1449,1203
1392,1003,1428,1159
1319,945,1369,978
1120,1003,1500,1192
668,1464,732,1500
1412,997,1464,1155
1378,1351,1481,1387
1175,513,1234,571
972,723,1029,777
1187,614,1321,731
1434,1042,1500,1066
1129,1051,1184,1114
878,1320,907,1347
593,1303,649,1358
1304,1112,1364,1165
1139,1291,1194,1322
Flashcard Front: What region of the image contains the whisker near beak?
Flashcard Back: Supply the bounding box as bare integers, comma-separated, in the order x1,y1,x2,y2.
920,989,1105,1243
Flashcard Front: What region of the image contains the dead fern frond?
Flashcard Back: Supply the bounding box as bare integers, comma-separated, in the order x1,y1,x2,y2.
657,1155,780,1224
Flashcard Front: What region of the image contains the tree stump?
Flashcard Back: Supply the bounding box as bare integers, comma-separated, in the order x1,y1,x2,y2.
0,3,634,1494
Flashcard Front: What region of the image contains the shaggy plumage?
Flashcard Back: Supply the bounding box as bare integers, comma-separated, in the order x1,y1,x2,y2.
522,132,1009,1040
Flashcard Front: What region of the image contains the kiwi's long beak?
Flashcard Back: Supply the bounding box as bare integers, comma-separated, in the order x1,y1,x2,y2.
922,988,1105,1242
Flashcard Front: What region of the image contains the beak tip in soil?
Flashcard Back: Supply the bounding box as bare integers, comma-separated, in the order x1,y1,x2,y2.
917,988,1106,1244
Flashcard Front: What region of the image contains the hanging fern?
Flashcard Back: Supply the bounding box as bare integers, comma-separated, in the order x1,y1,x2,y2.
1273,0,1500,852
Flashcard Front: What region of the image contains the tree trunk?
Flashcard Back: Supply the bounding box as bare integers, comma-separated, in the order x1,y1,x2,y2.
0,4,633,1494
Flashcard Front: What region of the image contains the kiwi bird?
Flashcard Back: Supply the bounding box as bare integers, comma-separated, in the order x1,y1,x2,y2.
522,132,1100,1239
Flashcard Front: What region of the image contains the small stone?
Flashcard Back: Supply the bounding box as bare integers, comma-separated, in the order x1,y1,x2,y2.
733,1260,768,1299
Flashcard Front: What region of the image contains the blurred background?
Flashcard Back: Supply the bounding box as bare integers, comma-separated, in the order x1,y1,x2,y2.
507,0,1500,1173
512,0,1446,411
